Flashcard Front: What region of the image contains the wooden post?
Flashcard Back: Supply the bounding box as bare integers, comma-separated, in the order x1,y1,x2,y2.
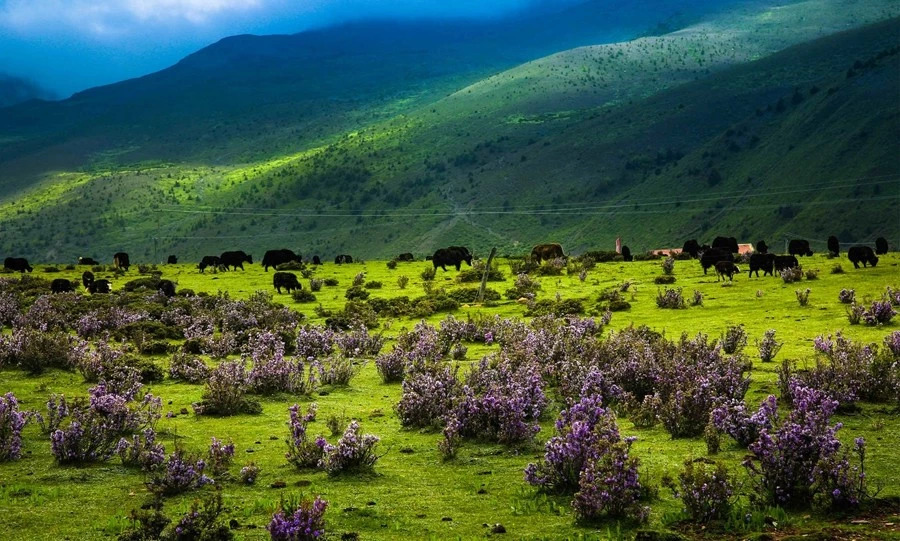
477,247,497,303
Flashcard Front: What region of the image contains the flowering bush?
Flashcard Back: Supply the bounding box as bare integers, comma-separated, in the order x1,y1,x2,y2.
862,300,896,326
691,290,704,306
169,489,233,540
838,289,856,304
780,266,803,283
757,329,782,363
505,273,542,300
207,436,235,476
0,327,87,374
79,340,129,382
798,332,899,405
169,352,210,384
396,362,460,428
193,360,262,416
267,496,328,541
315,355,361,386
295,326,335,360
115,429,166,471
661,257,675,275
286,404,325,469
656,287,685,309
663,459,734,522
573,437,648,523
811,437,871,511
525,393,620,493
711,396,776,447
743,383,842,506
246,332,315,395
0,392,28,461
720,324,747,354
241,462,261,484
147,450,214,495
846,302,865,325
335,325,384,357
318,420,380,475
796,288,811,307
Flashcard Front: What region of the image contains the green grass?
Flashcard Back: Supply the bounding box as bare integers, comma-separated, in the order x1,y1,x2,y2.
1,253,898,539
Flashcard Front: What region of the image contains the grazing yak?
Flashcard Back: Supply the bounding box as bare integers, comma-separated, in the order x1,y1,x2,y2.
848,246,878,269
89,279,112,294
432,246,473,271
113,252,130,270
273,272,301,294
715,261,740,281
3,257,32,273
51,279,75,293
712,236,739,253
682,239,701,258
220,251,252,271
263,249,301,271
748,253,776,277
827,236,840,256
756,240,768,254
198,256,223,273
396,253,415,262
875,237,889,255
312,255,322,265
531,243,565,263
157,279,176,297
78,257,98,265
167,255,178,264
788,239,813,257
699,248,733,275
82,271,94,289
334,254,353,264
621,245,632,262
774,255,799,272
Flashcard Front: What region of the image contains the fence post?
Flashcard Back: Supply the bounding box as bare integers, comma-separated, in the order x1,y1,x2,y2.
477,247,497,303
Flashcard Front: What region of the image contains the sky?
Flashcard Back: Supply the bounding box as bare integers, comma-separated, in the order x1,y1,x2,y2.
0,0,568,98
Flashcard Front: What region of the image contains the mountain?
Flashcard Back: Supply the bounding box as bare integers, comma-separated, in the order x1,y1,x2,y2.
0,0,897,262
0,73,52,108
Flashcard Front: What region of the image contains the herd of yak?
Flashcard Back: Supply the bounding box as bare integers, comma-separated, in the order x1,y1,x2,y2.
0,236,890,296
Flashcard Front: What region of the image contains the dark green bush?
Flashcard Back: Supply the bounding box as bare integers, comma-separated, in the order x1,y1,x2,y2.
525,299,585,317
654,275,677,284
292,289,317,303
324,278,339,287
345,286,370,301
447,288,501,303
364,281,383,289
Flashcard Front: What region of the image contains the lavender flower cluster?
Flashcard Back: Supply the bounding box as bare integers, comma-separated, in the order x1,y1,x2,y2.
318,420,380,475
115,428,166,471
147,450,214,495
285,403,325,469
0,392,29,461
267,496,328,541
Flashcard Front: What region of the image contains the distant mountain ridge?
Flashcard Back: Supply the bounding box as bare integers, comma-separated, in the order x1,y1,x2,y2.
0,73,53,108
0,0,897,261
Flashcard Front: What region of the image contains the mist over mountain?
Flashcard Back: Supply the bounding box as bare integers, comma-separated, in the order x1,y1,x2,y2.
0,72,53,108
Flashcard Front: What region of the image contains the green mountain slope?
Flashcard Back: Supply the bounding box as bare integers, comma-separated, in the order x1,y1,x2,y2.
0,0,897,261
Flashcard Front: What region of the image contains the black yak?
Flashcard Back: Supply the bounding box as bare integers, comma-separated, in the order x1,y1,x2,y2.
334,254,353,264
699,248,733,275
827,236,840,256
262,249,301,271
531,243,565,263
682,239,701,258
748,253,775,278
157,279,176,297
712,236,739,253
78,257,98,265
51,279,75,294
715,261,740,281
312,255,322,265
113,252,130,270
875,237,889,255
3,257,32,273
220,251,252,271
167,255,178,264
848,246,878,269
89,279,112,294
273,272,301,294
432,246,473,271
788,239,813,257
82,271,95,289
396,253,415,262
774,255,799,272
621,245,632,262
198,256,222,273
756,240,768,254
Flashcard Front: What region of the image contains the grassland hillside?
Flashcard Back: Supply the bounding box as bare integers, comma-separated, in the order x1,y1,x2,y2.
0,0,897,262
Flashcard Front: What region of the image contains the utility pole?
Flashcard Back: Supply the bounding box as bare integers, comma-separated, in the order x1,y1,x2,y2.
477,247,497,303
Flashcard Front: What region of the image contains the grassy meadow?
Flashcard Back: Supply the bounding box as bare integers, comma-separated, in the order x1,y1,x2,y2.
1,252,898,540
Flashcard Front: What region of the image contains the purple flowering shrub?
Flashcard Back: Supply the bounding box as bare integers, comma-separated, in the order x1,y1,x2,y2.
285,404,326,469
838,289,856,304
720,324,748,354
193,360,262,416
396,362,460,428
656,287,685,309
862,300,896,326
169,352,211,384
207,436,235,476
757,329,782,363
525,392,621,493
241,462,260,484
0,392,29,461
267,496,328,541
168,489,233,540
0,327,87,374
743,383,843,506
0,291,20,328
295,326,335,360
318,420,380,475
711,396,776,448
449,359,546,444
245,332,315,395
811,437,872,511
846,302,866,325
315,355,362,386
147,450,214,495
115,428,166,471
663,458,735,522
572,437,648,523
335,325,384,357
